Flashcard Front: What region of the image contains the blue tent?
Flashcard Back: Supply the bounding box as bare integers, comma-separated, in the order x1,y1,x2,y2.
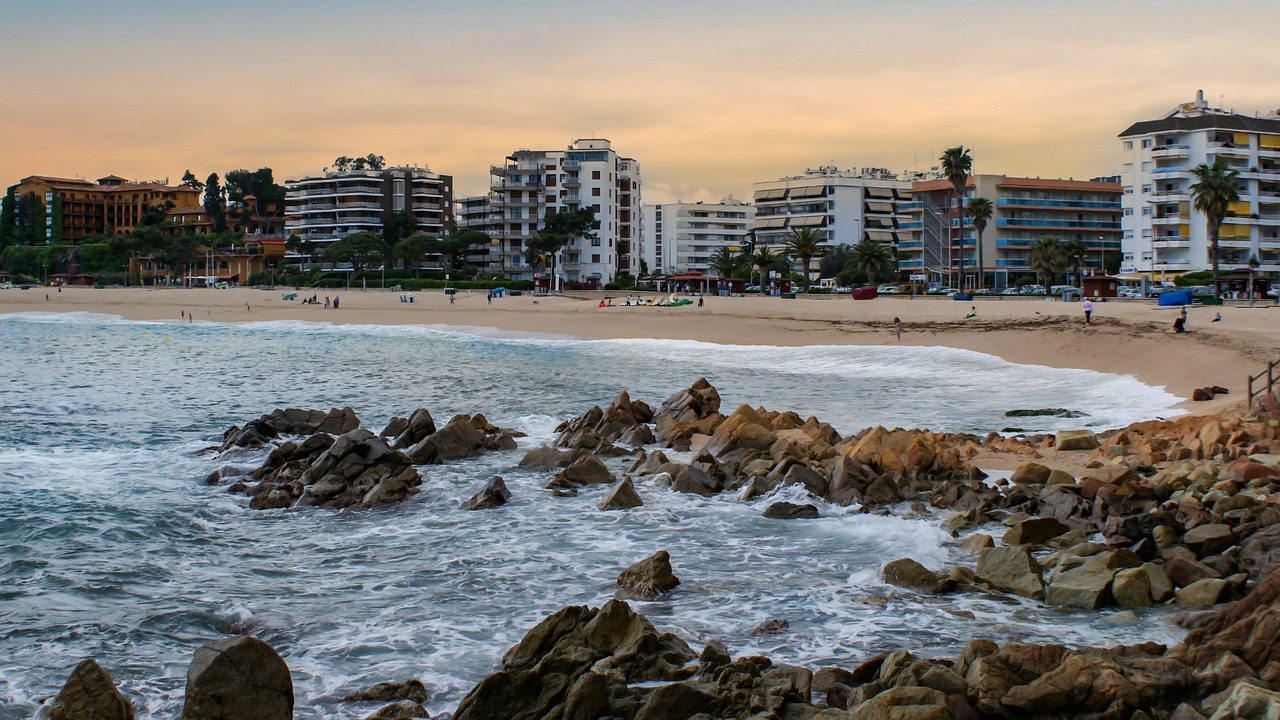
1157,289,1193,306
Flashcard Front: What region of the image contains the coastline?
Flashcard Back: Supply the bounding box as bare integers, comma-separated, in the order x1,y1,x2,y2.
5,285,1276,415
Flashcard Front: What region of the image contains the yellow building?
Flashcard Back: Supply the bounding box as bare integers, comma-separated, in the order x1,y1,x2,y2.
5,174,200,242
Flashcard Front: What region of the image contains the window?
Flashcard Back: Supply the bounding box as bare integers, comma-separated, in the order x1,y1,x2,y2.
1142,139,1153,149
592,204,601,214
591,237,601,246
1141,184,1153,194
592,187,601,197
1123,208,1133,216
592,254,601,263
1124,141,1133,150
1141,207,1151,216
592,170,601,180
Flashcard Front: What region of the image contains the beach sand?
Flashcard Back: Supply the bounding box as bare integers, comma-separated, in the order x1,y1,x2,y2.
5,285,1277,414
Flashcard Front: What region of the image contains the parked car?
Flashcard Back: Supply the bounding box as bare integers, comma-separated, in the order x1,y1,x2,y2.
1019,285,1046,295
1118,288,1144,299
927,286,957,295
1147,285,1176,297
999,287,1022,296
744,285,761,293
876,284,900,294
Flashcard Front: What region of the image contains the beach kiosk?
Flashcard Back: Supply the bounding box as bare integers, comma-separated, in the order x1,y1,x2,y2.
1082,275,1120,299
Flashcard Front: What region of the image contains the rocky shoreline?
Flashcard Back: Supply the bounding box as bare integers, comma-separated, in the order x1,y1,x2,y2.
45,379,1280,718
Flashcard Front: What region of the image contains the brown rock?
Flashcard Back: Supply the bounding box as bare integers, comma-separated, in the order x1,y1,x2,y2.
883,558,942,594
599,477,644,510
1010,462,1052,485
49,658,134,720
180,636,293,720
461,476,511,510
617,550,680,599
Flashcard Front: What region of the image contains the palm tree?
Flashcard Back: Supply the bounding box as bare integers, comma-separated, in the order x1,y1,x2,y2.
1028,235,1064,288
750,246,779,294
784,227,828,292
849,238,893,286
1190,159,1241,298
965,197,993,290
708,246,739,280
1060,238,1089,287
940,146,973,287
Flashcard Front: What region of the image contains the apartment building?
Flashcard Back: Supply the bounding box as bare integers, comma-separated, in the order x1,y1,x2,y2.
3,174,200,243
455,194,503,272
489,138,640,288
638,199,752,276
284,166,453,252
751,167,915,251
898,175,1121,289
1119,91,1280,277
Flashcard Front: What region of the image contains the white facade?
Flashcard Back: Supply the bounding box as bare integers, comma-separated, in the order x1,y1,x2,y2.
639,200,753,275
284,166,453,251
751,166,915,250
489,138,640,288
1119,91,1280,276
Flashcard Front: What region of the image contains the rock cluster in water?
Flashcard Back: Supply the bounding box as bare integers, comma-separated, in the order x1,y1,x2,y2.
212,406,519,510
166,379,1280,717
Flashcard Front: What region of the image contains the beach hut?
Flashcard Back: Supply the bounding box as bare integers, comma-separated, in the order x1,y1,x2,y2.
1082,275,1120,299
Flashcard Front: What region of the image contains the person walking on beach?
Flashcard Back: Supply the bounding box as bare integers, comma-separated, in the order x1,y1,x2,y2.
333,295,339,309
324,296,330,309
894,316,902,341
697,296,703,308
1082,298,1093,325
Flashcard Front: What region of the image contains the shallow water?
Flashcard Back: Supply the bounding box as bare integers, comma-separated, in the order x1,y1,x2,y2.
0,313,1185,718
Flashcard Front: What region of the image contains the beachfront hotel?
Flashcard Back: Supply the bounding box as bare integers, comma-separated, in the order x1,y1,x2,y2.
898,175,1122,290
486,138,640,289
1119,91,1280,278
2,175,200,243
638,199,753,276
283,166,454,254
750,167,917,255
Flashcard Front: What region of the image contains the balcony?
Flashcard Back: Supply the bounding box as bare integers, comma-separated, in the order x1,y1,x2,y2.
563,176,580,187
995,198,1120,210
898,221,923,230
995,218,1120,229
412,188,443,197
1147,190,1189,201
1150,144,1190,158
1152,239,1190,249
897,201,924,212
412,203,442,212
1151,215,1188,226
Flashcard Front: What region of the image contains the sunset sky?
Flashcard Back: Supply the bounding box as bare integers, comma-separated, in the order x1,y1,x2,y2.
3,0,1278,203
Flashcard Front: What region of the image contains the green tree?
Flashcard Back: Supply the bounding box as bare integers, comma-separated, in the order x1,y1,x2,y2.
203,173,226,234
527,207,598,276
333,156,354,173
1190,159,1241,298
965,196,993,290
940,146,973,287
849,237,894,286
1060,238,1089,287
224,168,287,234
750,246,781,293
1028,235,1064,287
708,246,740,280
784,227,828,292
323,231,385,276
365,154,386,171
443,228,490,271
0,190,16,249
382,210,420,251
1103,250,1122,276
180,170,204,193
393,232,433,278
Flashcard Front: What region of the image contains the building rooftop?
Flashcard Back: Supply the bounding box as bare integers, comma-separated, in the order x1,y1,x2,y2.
1120,90,1280,137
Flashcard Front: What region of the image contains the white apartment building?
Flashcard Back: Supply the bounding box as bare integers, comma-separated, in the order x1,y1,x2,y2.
488,138,640,289
456,194,503,272
751,167,915,253
639,199,753,276
1119,91,1280,277
285,166,453,252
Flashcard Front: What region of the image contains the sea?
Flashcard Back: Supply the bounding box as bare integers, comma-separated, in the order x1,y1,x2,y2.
0,312,1188,718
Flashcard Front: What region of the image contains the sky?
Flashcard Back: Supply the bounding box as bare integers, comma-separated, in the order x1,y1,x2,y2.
2,0,1278,204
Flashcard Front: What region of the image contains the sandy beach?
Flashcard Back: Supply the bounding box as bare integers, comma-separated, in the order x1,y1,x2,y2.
5,285,1277,414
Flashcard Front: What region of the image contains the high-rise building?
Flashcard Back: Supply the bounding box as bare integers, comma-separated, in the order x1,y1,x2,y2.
750,167,915,250
455,194,503,273
898,175,1121,289
489,139,640,289
639,199,752,276
1119,91,1280,277
284,166,453,253
2,174,200,243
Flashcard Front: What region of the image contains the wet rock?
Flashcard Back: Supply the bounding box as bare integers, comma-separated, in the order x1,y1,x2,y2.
519,445,579,470
1240,525,1280,580
1002,517,1070,546
404,415,486,464
750,618,790,636
1112,567,1154,608
883,558,942,594
847,686,952,720
976,545,1045,600
387,408,436,450
629,449,671,476
222,407,360,451
617,550,680,599
1144,562,1175,602
341,678,429,703
763,501,819,520
301,429,422,509
957,533,994,552
547,454,614,488
669,463,721,496
1177,578,1230,607
203,470,221,486
1046,557,1121,609
1056,429,1100,451
599,477,644,510
48,658,134,720
1010,462,1052,485
1184,524,1236,558
363,700,429,719
461,476,510,510
1205,679,1280,719
1168,555,1225,588
180,636,293,720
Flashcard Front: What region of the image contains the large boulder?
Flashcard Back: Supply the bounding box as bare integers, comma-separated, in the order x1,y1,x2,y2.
179,636,293,720
1056,429,1100,451
221,407,359,451
976,545,1045,600
883,558,943,594
1184,524,1236,558
461,476,511,510
386,408,436,450
617,550,681,599
340,678,428,703
300,429,422,509
1173,567,1280,683
599,477,643,510
1002,517,1070,546
519,445,580,470
547,454,614,488
1045,552,1138,609
554,390,654,449
1112,567,1154,608
452,600,696,720
763,501,820,520
704,404,777,458
653,378,721,440
404,415,485,464
1206,679,1280,719
48,658,134,720
847,686,954,720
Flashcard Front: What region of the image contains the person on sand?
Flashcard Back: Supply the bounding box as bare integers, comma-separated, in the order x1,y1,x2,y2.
697,296,703,308
965,306,976,319
894,316,902,341
599,299,606,308
333,295,340,309
1082,298,1093,325
324,296,330,309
